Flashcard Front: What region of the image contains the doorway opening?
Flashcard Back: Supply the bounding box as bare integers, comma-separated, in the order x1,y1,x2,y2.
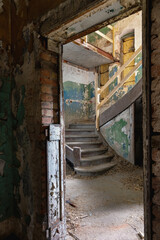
62,10,144,240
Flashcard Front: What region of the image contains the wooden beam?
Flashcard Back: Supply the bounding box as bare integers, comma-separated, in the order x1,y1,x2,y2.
95,72,100,131
99,78,142,127
73,39,114,62
98,45,142,94
95,30,113,43
107,25,113,30
112,26,115,58
98,60,142,109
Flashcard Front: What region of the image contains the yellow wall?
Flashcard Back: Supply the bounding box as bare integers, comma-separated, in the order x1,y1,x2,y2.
122,35,135,86
100,64,109,100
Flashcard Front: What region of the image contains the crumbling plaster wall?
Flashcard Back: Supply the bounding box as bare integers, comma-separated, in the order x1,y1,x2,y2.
0,0,149,239
100,105,134,163
0,0,64,239
63,63,95,126
114,11,142,58
0,1,22,238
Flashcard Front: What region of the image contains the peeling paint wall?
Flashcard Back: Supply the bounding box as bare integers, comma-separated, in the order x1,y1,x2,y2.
0,0,143,239
100,105,134,163
12,29,47,240
114,11,142,58
63,63,95,126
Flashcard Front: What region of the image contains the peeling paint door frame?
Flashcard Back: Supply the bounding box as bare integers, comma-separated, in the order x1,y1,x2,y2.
46,44,66,240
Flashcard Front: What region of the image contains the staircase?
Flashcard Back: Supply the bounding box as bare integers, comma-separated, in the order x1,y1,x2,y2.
65,122,116,176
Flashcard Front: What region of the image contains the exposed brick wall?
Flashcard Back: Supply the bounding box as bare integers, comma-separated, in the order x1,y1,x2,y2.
40,51,59,126
39,50,60,223
151,1,160,239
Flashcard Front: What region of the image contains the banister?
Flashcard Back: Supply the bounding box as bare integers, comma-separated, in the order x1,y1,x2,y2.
98,45,142,95
98,60,142,109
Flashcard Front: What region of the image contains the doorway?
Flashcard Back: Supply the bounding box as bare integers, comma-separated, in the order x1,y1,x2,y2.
43,0,150,239
61,11,144,240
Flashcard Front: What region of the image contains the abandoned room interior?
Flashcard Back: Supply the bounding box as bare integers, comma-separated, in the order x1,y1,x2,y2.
63,11,144,240
0,0,159,240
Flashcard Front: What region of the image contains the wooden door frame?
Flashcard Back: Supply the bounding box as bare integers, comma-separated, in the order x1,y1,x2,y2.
45,1,152,239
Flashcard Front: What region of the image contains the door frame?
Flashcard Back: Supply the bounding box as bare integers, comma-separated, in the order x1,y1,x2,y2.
45,1,151,239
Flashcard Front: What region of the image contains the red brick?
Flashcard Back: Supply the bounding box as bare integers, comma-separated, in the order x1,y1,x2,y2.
42,109,53,117
40,77,58,87
40,52,57,65
50,56,57,65
41,69,50,78
151,65,160,77
41,85,53,94
152,148,160,162
42,117,52,125
40,52,51,62
41,93,53,102
41,102,53,109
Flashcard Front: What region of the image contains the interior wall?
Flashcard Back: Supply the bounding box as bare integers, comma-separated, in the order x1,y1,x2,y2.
4,0,160,239
98,12,142,164
63,62,95,126
0,1,22,237
150,0,160,238
100,105,134,163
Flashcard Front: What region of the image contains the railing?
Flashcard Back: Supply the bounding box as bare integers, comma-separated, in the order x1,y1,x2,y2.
96,45,142,130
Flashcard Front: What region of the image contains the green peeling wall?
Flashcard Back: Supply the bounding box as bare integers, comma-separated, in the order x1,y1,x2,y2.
0,75,21,222
63,63,95,125
100,105,134,163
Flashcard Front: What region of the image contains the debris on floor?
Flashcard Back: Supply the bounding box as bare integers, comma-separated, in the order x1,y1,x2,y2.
66,155,144,240
106,157,143,191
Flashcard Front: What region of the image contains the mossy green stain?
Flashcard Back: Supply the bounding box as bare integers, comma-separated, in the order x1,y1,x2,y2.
106,119,129,157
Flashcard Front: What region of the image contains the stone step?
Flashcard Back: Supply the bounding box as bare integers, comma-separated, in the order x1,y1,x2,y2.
66,141,103,149
69,123,95,129
65,128,95,135
65,135,99,142
74,161,117,176
81,147,108,157
80,153,114,166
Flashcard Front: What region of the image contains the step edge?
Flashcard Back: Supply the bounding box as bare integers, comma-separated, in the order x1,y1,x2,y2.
74,162,117,173
81,154,114,161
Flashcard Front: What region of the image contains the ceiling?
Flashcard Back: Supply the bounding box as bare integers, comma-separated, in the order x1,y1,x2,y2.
63,42,114,69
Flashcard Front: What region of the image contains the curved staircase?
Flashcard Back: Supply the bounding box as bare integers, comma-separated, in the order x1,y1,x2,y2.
65,122,116,176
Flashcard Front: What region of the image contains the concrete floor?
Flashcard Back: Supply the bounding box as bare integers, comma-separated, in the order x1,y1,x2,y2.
66,165,144,240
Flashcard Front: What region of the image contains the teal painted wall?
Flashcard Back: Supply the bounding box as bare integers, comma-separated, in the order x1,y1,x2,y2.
63,63,95,125
100,106,134,163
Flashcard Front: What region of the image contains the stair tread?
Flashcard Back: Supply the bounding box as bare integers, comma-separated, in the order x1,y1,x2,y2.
66,141,102,145
75,161,116,173
66,129,95,131
65,135,98,138
81,147,107,153
70,123,94,125
81,153,114,161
